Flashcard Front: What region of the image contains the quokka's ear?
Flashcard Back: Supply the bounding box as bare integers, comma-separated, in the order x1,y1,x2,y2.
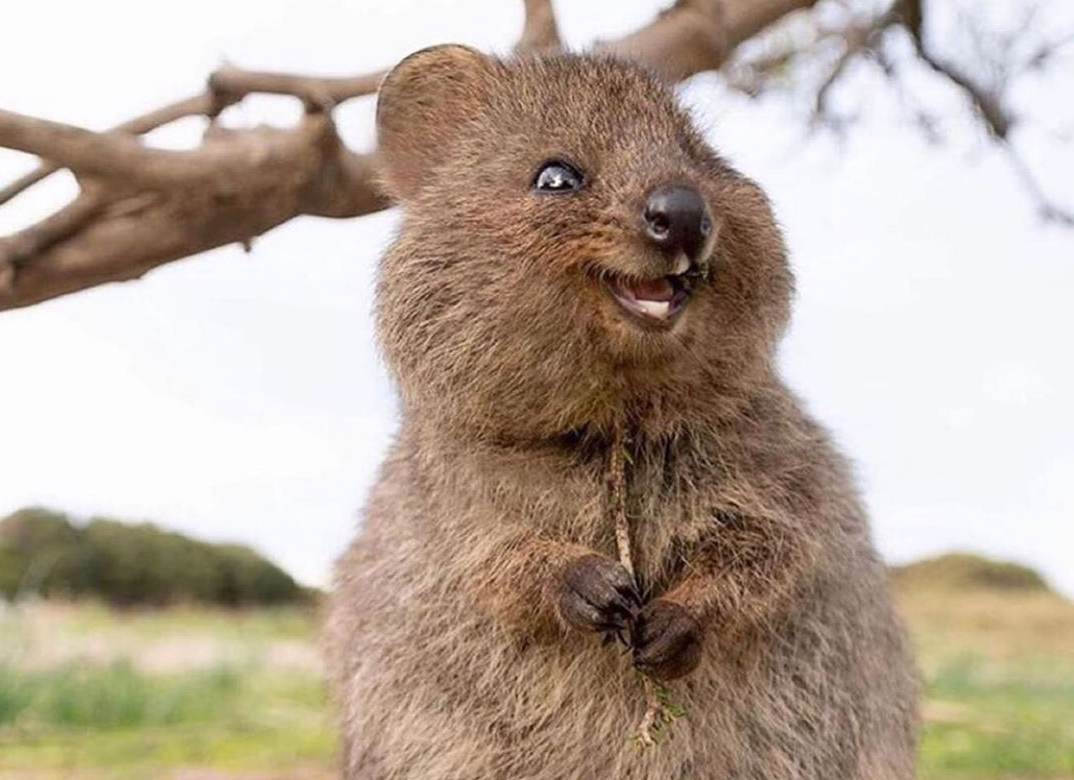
376,44,492,202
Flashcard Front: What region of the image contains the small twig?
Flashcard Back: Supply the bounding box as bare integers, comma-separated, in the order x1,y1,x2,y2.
811,11,900,128
609,427,635,578
1004,142,1074,226
609,421,685,748
914,47,1012,139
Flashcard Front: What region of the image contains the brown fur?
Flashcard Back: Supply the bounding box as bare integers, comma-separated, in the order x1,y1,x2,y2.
326,46,919,780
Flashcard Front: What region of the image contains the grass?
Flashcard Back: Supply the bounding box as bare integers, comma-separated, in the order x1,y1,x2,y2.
0,661,240,728
921,653,1074,778
0,602,335,780
898,586,1074,779
1,571,1072,780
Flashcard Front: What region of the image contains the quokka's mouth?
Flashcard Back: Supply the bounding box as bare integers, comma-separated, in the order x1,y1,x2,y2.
603,261,697,329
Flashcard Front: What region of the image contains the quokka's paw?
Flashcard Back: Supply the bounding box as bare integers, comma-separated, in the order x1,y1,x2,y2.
557,554,640,641
632,598,702,681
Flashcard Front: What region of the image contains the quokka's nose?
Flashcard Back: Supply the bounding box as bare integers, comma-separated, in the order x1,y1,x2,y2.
643,184,712,264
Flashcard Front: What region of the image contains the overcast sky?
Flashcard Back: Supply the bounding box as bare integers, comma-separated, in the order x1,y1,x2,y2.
1,0,1071,596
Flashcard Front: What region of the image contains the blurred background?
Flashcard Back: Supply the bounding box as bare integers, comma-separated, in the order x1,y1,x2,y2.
1,1,1072,779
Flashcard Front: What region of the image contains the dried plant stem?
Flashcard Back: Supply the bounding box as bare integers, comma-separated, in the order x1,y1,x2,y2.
609,428,636,578
609,420,680,748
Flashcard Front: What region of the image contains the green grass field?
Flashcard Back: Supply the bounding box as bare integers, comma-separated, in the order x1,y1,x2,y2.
1,580,1072,780
0,604,333,780
903,586,1074,779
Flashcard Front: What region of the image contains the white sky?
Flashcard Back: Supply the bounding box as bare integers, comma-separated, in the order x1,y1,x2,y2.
1,0,1072,596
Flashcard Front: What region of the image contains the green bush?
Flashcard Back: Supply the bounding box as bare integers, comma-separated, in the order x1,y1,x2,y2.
0,507,306,607
0,508,90,598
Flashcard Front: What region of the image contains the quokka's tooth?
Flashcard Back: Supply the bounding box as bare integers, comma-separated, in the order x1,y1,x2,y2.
637,300,671,319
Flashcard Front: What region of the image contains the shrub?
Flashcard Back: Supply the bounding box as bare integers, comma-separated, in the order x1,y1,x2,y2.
0,507,307,607
0,508,89,599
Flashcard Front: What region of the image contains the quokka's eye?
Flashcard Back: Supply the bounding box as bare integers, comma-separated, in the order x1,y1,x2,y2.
533,160,585,193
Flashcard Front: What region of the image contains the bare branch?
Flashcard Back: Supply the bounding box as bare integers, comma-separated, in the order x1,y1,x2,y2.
3,0,1067,312
904,25,1013,140
0,193,105,268
0,93,223,207
305,148,388,219
1005,145,1074,227
0,165,65,209
597,0,824,82
0,64,383,208
892,0,1071,224
7,0,830,311
0,113,388,309
601,0,729,79
516,0,562,53
0,108,230,187
208,65,384,111
720,0,1072,225
822,8,914,127
811,13,899,128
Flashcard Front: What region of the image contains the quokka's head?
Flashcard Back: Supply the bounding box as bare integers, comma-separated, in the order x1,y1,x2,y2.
374,45,793,441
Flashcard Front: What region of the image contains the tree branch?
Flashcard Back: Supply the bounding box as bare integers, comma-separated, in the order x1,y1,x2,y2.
0,108,227,188
0,192,105,268
810,13,897,129
516,0,562,53
0,93,224,207
0,114,388,310
0,63,385,210
2,0,1065,312
1006,146,1074,227
722,0,1072,226
0,61,393,310
208,65,384,111
900,3,1012,140
896,0,1071,225
0,0,831,311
